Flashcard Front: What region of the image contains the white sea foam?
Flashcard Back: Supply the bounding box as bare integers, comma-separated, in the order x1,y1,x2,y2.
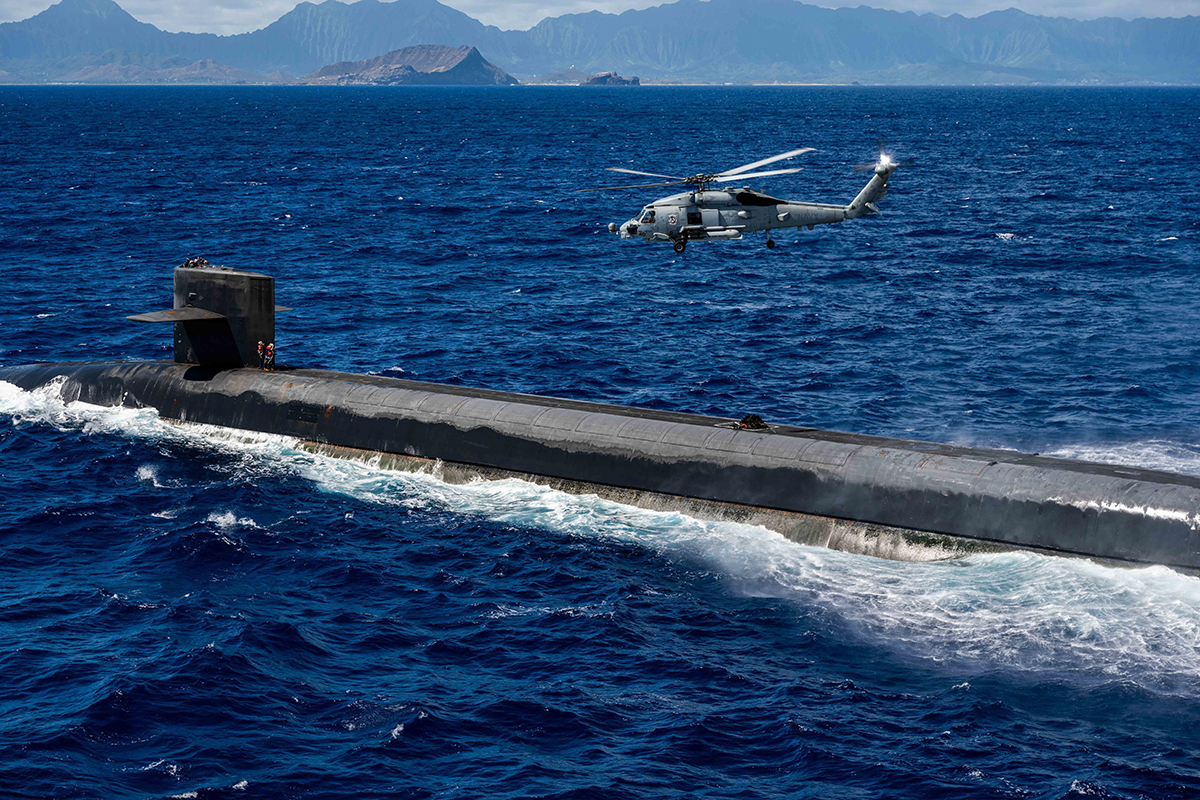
135,463,176,489
99,588,159,610
143,759,181,777
205,511,262,531
0,378,302,465
1044,440,1200,477
279,454,1200,689
727,543,1200,688
1,377,163,436
4,380,1200,688
481,601,605,621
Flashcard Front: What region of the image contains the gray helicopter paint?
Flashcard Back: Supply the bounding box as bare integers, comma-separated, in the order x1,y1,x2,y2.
4,358,1199,571
612,159,896,249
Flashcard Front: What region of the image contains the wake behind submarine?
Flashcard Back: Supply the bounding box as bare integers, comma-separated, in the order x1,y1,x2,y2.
3,263,1199,571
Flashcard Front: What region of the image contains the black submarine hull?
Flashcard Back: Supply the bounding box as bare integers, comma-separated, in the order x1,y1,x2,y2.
4,358,1199,570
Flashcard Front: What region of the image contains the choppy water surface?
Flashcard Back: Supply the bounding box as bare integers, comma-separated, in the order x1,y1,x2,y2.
1,86,1199,798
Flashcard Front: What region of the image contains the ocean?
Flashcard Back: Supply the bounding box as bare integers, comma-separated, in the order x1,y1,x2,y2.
1,85,1199,799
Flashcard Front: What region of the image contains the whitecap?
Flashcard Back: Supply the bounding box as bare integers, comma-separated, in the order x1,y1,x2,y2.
205,510,261,531
143,759,181,777
481,602,603,620
135,463,173,488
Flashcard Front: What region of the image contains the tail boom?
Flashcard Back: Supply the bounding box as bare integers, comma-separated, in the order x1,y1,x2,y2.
846,160,898,219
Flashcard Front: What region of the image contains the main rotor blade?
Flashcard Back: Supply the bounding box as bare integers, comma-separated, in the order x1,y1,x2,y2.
714,167,802,183
575,180,687,193
605,167,684,180
719,147,815,177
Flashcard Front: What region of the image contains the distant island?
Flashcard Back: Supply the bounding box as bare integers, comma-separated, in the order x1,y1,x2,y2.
581,71,639,87
526,67,587,85
304,46,518,86
1,0,1198,85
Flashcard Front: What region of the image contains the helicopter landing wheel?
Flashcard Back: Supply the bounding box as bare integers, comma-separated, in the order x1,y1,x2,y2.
673,239,687,254
766,238,776,249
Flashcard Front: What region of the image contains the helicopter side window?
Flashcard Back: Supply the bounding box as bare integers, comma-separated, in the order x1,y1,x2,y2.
641,209,656,224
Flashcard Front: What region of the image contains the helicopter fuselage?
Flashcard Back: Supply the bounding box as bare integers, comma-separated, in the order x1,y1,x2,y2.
616,189,850,243
609,159,897,253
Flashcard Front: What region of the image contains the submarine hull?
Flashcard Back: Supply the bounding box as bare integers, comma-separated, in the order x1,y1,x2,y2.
3,359,1198,570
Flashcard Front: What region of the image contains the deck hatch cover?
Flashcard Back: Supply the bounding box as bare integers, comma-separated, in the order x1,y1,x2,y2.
458,398,504,421
707,429,762,454
797,442,857,467
751,437,813,461
619,419,673,443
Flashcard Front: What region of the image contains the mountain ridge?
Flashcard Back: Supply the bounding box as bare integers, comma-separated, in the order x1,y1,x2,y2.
1,0,1197,84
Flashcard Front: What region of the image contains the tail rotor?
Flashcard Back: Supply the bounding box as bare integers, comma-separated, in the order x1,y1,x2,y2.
853,137,913,173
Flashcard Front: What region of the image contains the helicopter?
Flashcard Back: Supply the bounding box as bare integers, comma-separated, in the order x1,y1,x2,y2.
590,145,898,253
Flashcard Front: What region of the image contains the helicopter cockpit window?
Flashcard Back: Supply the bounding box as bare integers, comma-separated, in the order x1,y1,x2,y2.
735,190,788,207
640,209,656,223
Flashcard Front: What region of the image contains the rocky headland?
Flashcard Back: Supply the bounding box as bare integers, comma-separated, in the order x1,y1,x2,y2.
303,45,518,86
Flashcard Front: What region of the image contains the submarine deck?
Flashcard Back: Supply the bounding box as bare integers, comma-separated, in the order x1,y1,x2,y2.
167,361,1200,490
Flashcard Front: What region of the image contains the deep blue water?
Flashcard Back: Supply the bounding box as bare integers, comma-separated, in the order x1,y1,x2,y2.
1,86,1199,799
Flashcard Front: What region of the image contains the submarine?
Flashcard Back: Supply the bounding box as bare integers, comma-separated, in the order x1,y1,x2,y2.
3,262,1199,571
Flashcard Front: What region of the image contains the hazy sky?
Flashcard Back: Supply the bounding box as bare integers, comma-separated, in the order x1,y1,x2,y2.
0,0,1196,35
